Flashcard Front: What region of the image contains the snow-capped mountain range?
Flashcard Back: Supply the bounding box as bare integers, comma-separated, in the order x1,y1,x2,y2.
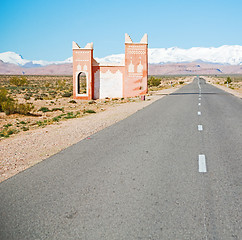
0,45,242,67
0,51,72,67
97,45,242,65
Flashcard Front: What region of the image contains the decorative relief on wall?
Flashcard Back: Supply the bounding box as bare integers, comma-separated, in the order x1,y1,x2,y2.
83,65,88,71
77,64,82,71
128,73,143,77
128,45,145,49
137,58,143,73
127,45,146,55
76,51,91,54
76,59,89,62
128,57,134,73
128,50,145,55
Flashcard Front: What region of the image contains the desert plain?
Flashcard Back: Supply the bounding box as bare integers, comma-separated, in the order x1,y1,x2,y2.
0,75,241,182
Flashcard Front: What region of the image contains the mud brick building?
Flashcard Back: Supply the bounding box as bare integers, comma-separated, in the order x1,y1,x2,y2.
72,33,148,100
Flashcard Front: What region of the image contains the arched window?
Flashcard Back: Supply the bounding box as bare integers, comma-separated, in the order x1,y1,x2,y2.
77,72,87,94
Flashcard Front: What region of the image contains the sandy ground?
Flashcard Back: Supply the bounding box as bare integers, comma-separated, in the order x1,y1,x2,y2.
210,83,242,98
203,76,242,99
0,86,183,182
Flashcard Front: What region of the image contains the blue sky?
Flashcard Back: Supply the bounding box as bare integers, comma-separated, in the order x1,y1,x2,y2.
0,0,241,61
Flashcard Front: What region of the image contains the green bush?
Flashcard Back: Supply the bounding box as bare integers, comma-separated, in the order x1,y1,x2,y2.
40,93,48,97
84,109,96,114
69,100,77,104
0,88,8,102
8,86,17,90
24,95,31,100
34,95,43,100
51,107,64,112
22,126,29,131
179,81,184,84
36,120,48,127
52,116,61,122
3,123,12,128
0,128,18,138
2,100,33,115
0,90,7,112
148,76,161,87
52,114,65,122
64,111,80,119
16,103,34,115
9,76,28,86
1,100,16,115
38,107,50,112
62,92,72,97
225,77,232,84
64,112,74,119
56,80,66,90
38,107,64,113
0,88,14,112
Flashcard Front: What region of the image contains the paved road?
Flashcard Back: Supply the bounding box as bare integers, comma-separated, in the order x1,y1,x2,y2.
0,78,241,240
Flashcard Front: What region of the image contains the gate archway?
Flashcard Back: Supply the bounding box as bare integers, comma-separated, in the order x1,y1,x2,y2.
77,72,87,95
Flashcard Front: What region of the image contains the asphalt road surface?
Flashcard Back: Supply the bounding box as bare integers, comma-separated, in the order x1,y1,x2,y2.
0,78,241,240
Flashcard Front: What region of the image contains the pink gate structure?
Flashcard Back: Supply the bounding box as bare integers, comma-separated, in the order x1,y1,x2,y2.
72,33,148,100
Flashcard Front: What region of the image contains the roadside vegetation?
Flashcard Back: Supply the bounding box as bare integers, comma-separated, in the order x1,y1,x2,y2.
0,75,141,138
148,75,189,92
0,75,191,139
206,75,242,92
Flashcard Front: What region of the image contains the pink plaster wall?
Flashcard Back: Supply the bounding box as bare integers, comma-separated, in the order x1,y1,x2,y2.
72,48,93,100
123,43,148,98
72,34,148,100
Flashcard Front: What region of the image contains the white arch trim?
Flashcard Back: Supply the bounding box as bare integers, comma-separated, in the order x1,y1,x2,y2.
76,71,89,97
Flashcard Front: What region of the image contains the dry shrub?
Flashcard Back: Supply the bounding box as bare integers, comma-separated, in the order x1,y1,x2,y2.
9,76,28,86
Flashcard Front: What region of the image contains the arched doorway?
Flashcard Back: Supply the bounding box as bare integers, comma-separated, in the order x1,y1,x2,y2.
77,72,87,94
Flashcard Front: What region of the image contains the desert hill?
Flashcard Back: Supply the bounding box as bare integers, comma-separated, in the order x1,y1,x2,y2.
0,60,241,76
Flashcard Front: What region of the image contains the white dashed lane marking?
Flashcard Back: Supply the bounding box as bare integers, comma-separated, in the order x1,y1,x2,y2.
197,79,207,173
198,155,207,173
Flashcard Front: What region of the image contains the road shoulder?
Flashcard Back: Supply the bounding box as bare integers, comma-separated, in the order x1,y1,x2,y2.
0,86,184,182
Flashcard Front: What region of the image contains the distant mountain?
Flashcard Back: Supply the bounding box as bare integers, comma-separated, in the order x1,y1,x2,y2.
149,62,242,75
0,60,241,76
22,62,42,68
148,45,242,65
0,60,72,75
96,45,242,65
0,51,71,67
0,45,242,68
0,45,242,75
0,52,30,66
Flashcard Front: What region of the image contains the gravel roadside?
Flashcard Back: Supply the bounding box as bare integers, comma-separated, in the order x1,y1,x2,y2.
210,83,242,99
203,76,242,99
0,87,182,182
